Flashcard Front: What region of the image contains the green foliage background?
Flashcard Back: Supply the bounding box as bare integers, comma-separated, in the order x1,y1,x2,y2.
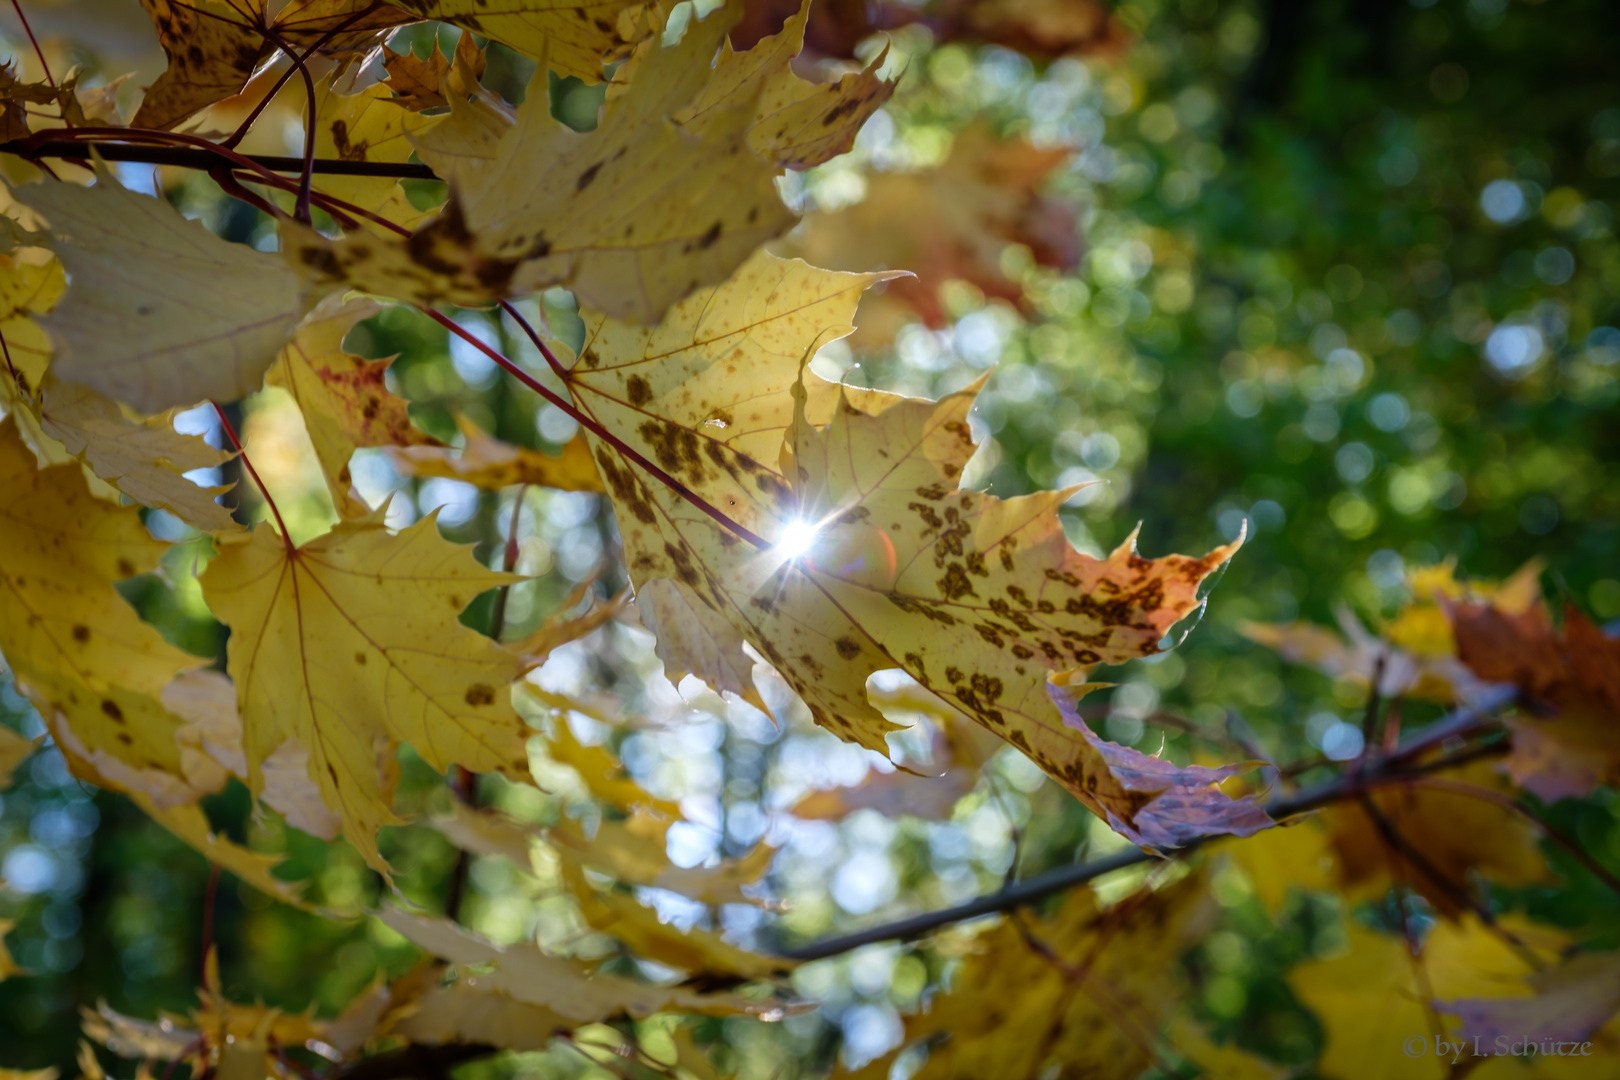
2,0,1618,1076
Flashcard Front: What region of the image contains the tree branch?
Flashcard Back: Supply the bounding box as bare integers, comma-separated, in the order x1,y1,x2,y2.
0,138,440,179
774,694,1516,962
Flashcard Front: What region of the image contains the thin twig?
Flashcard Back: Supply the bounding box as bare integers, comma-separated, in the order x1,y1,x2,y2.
423,307,770,549
212,401,294,553
773,708,1514,962
488,483,528,643
9,0,55,90
255,23,319,222
221,3,380,150
1,138,439,177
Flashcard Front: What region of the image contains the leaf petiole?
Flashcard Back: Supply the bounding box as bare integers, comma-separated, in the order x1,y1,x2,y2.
211,400,293,552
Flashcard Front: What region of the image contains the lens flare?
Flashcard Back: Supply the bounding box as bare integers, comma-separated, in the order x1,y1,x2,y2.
776,519,820,559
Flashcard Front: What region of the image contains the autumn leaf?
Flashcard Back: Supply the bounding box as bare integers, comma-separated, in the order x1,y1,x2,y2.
569,883,792,980
161,668,343,839
505,586,626,670
287,0,801,322
38,374,238,533
1290,918,1566,1080
39,700,312,910
376,0,670,82
0,918,25,980
790,123,1079,338
561,252,1265,847
379,908,774,1021
199,508,532,870
386,984,571,1051
1448,597,1620,801
434,799,775,907
1223,816,1335,914
847,875,1213,1079
310,82,441,233
131,0,406,130
388,414,602,493
729,0,1127,64
0,724,39,790
0,61,57,141
673,0,896,171
1318,762,1547,918
633,578,770,713
381,35,481,112
525,707,682,817
0,419,205,775
9,166,310,412
1436,951,1620,1047
0,245,66,402
1244,558,1544,706
267,295,442,517
552,808,776,906
792,677,1005,822
937,0,1130,59
1240,603,1485,706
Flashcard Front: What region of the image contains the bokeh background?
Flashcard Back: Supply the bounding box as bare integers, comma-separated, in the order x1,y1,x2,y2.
2,0,1618,1075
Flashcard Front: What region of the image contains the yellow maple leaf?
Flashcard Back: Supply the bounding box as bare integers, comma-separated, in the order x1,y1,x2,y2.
564,252,1264,847
672,0,896,170
380,907,771,1021
388,413,602,493
789,122,1079,338
1321,762,1547,918
381,34,483,112
525,706,682,817
552,808,776,906
371,0,669,83
131,0,406,129
40,701,311,910
266,295,442,517
0,918,25,980
9,166,310,412
1223,815,1335,914
38,374,238,533
199,508,532,869
569,883,792,980
310,82,441,233
160,668,343,839
505,586,627,669
0,419,205,774
0,248,64,392
1384,558,1542,659
287,0,799,322
0,725,39,789
386,984,571,1051
849,875,1214,1079
1290,918,1563,1080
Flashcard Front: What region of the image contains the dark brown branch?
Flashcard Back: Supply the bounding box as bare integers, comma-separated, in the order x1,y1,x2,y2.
774,692,1517,962
0,138,440,179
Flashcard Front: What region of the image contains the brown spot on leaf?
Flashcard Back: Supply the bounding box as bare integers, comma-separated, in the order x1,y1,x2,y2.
464,684,496,706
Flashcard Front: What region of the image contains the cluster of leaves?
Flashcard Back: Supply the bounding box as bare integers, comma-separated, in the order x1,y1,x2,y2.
0,0,1617,1078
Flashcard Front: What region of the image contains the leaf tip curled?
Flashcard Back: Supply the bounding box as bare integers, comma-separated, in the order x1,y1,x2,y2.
1046,672,1275,849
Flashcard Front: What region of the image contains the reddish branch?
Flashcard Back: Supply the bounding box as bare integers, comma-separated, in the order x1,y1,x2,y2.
8,0,55,91
211,400,295,552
